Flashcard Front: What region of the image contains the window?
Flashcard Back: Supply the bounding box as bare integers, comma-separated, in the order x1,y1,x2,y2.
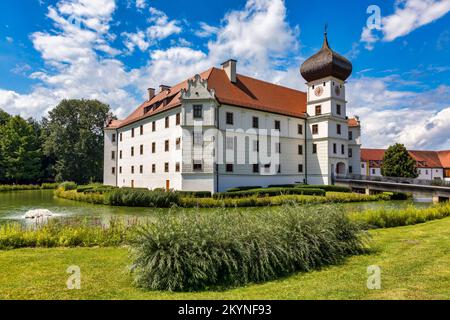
165,140,169,152
176,113,181,126
193,161,203,171
349,148,353,158
131,128,135,138
349,166,353,174
140,125,144,135
194,132,203,145
152,122,156,132
298,145,303,155
112,167,116,175
165,163,169,173
152,164,156,173
312,124,319,135
112,134,116,143
253,164,259,173
336,104,341,115
349,131,353,141
140,145,144,155
131,147,134,157
298,124,303,135
341,144,345,155
152,142,156,153
120,133,123,142
444,169,450,178
315,105,322,115
275,143,281,154
275,120,281,131
337,124,341,135
111,151,115,160
175,162,180,173
298,164,304,173
140,165,143,174
119,150,122,159
372,169,376,175
226,137,234,150
312,144,317,154
119,167,122,174
165,117,170,128
226,112,234,125
333,143,337,154
131,166,135,174
226,164,234,172
252,117,259,129
193,105,203,119
176,138,181,150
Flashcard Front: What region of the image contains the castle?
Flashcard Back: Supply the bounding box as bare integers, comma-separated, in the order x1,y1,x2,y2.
103,32,361,192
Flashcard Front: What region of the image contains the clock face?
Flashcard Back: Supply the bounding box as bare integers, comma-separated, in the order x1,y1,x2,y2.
335,86,341,96
314,86,323,97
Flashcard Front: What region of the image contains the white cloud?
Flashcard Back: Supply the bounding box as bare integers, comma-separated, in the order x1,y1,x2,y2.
135,0,146,10
146,7,182,41
347,76,450,150
122,30,149,53
195,22,219,38
361,0,450,49
6,36,14,43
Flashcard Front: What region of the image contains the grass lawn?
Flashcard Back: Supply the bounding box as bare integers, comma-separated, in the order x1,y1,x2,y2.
1,218,449,300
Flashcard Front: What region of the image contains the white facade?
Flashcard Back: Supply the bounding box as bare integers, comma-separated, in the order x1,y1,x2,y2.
360,162,445,181
104,67,361,193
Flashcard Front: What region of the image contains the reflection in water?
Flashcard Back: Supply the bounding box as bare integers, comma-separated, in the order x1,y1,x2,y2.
0,189,432,224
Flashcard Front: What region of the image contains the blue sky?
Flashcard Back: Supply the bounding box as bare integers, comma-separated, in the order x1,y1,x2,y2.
0,0,449,149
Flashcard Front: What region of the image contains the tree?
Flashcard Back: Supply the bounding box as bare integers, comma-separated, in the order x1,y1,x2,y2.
0,116,42,183
0,108,10,126
43,99,114,184
381,143,418,178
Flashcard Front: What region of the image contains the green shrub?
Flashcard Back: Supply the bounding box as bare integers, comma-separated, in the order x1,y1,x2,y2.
349,202,450,229
214,188,325,199
0,185,41,192
131,205,366,292
41,183,59,190
107,188,180,207
59,181,77,191
176,191,212,198
0,218,139,250
298,185,352,193
55,189,107,204
385,192,411,200
227,186,262,192
267,184,296,188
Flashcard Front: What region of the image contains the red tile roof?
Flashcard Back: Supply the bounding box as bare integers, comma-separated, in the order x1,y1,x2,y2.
438,150,450,168
362,148,450,169
108,68,310,129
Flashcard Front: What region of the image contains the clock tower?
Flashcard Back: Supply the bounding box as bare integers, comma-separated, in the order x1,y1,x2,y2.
300,30,353,185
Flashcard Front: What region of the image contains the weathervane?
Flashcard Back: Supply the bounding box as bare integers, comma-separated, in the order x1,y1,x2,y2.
324,23,328,35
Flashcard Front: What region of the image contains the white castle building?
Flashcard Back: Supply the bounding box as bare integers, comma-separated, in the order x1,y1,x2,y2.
103,33,362,193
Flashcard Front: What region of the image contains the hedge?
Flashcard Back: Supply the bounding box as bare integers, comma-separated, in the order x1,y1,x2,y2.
227,186,262,192
297,185,352,193
176,191,212,198
214,187,326,199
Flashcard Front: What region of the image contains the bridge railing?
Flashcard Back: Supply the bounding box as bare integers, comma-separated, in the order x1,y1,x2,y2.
335,174,450,188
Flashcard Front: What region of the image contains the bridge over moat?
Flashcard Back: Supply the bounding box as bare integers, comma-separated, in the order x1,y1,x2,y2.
334,175,450,203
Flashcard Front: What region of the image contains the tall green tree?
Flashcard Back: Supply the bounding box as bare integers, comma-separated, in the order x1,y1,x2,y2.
381,143,418,178
0,108,10,126
0,116,42,183
44,99,113,184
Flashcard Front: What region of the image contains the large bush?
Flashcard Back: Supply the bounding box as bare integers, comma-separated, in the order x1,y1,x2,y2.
131,205,366,292
59,181,77,191
0,218,138,250
350,202,450,229
107,188,180,208
214,187,325,199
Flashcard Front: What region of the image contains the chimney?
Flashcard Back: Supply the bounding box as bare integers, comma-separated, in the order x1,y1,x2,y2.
147,88,155,101
159,85,171,93
222,59,237,83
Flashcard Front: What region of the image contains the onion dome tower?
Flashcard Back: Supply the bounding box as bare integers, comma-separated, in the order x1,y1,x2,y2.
300,30,352,82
